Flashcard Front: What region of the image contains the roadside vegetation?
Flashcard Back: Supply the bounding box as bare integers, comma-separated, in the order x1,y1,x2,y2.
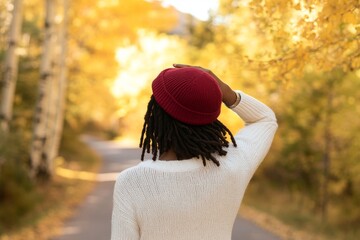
1,0,359,239
0,128,100,239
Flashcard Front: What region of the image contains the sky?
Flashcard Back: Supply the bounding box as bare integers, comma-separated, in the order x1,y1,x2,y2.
161,0,219,20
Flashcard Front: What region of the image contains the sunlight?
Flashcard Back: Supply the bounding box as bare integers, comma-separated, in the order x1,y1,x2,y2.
97,0,119,8
161,0,219,20
111,30,187,99
290,1,321,43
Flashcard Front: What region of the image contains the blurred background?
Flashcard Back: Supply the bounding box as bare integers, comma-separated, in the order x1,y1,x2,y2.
0,0,359,239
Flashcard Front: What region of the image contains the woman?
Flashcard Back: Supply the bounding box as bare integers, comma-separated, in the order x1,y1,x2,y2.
111,64,278,240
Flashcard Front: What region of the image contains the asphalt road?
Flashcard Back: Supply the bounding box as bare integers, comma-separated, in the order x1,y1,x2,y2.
53,137,281,240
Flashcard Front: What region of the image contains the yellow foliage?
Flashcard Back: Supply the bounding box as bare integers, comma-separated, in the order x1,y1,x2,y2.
64,0,179,127
217,0,360,82
343,12,357,24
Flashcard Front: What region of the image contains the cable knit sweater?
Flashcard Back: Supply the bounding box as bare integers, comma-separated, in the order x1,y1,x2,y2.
111,91,278,240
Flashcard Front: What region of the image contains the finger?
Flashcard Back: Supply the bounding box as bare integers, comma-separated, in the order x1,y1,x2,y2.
173,64,208,72
173,63,192,68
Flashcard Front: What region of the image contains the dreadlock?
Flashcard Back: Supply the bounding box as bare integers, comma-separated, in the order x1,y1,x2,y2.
139,95,237,166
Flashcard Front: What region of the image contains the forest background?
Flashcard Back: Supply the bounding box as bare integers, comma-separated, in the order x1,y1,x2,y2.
0,0,359,239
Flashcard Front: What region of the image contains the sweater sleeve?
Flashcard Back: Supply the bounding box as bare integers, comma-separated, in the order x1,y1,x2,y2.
111,172,140,240
230,91,278,178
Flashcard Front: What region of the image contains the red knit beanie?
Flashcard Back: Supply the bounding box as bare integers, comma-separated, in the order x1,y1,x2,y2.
152,67,222,125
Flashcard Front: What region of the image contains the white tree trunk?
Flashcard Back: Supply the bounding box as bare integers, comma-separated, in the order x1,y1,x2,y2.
47,0,68,169
30,0,57,178
0,0,23,132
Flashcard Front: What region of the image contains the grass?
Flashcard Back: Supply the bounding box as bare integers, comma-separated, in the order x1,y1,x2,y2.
0,131,101,240
240,178,360,240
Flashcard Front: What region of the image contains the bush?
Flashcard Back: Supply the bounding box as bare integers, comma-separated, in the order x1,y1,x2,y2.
0,131,40,233
0,161,40,232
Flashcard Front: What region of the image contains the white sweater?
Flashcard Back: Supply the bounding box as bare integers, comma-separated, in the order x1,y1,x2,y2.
111,91,278,240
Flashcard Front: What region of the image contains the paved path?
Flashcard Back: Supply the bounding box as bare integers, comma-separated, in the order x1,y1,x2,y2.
53,137,281,240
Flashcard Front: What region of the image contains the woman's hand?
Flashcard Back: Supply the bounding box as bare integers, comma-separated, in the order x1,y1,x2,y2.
172,63,238,107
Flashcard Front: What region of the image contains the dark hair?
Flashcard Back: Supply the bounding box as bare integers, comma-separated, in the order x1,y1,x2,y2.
139,95,237,166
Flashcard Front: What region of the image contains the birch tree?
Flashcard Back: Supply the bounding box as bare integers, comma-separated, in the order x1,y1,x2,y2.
47,0,68,169
0,0,23,132
30,0,57,178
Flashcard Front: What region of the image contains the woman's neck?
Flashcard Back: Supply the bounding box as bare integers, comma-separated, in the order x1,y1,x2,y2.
159,149,177,161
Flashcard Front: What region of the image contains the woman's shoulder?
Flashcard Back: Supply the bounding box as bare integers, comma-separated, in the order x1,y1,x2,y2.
115,164,144,183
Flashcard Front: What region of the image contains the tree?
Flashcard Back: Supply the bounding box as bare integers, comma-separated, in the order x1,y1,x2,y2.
28,0,179,178
64,0,178,128
0,0,24,132
30,0,57,178
247,67,360,226
46,0,68,171
217,0,360,82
